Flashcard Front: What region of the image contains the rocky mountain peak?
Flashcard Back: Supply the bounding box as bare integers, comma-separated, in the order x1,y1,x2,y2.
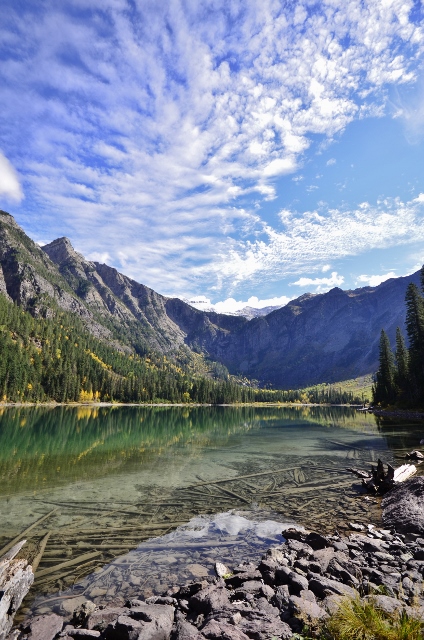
42,236,82,265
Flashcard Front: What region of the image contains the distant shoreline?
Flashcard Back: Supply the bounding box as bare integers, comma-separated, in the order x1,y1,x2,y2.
0,401,364,408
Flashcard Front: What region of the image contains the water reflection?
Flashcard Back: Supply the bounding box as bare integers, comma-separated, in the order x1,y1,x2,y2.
0,405,422,614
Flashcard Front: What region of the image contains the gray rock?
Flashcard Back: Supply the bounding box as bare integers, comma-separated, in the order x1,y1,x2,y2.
201,620,250,639
190,584,230,615
382,477,424,535
236,610,293,640
308,574,357,599
289,595,328,624
22,614,64,640
225,572,262,589
305,532,330,550
87,608,130,632
173,616,203,640
322,594,344,615
312,547,334,573
104,605,174,640
70,601,97,627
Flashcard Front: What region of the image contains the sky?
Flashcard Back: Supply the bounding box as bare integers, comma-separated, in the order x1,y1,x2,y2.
1,0,424,313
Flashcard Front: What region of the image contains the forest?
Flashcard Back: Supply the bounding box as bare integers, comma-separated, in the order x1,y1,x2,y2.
373,265,424,408
0,293,364,405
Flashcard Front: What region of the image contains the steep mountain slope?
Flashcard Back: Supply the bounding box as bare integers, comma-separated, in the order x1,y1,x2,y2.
0,210,419,388
198,277,421,388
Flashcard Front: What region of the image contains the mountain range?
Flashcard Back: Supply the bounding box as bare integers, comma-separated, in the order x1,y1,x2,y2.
0,210,419,388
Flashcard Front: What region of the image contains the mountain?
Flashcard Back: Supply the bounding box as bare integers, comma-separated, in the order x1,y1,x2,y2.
182,299,285,319
0,210,420,388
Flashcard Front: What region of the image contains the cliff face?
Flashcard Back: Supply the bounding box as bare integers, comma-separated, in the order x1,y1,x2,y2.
0,210,419,388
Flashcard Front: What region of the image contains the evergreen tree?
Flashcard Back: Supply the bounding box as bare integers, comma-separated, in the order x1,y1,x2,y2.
373,330,396,406
394,326,409,401
405,282,424,404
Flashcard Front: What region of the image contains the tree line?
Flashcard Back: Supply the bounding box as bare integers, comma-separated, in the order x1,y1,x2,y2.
0,293,364,405
373,266,424,407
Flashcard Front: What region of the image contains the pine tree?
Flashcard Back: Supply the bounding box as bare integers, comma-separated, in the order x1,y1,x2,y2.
405,282,424,404
373,330,396,406
394,326,409,401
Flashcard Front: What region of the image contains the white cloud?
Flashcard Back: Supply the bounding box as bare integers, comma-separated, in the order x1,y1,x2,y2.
291,271,344,291
0,0,423,295
326,158,336,166
185,294,291,314
0,152,23,202
356,271,398,287
215,195,424,289
321,264,331,272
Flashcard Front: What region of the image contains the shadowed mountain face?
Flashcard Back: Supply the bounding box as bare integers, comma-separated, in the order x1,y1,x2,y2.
0,210,419,388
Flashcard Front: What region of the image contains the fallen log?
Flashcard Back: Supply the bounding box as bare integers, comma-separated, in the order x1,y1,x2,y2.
0,541,34,640
0,509,57,558
347,459,417,494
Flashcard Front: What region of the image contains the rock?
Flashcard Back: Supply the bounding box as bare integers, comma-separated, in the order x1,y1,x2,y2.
187,564,209,578
308,574,357,599
225,571,262,589
349,523,365,531
305,532,330,550
189,583,230,615
86,608,130,631
178,583,207,600
22,614,63,640
70,601,97,627
382,476,424,535
312,547,334,573
215,563,230,579
104,604,174,640
236,610,293,640
201,620,250,640
173,617,203,639
322,595,344,615
289,595,328,624
286,540,313,558
365,594,405,615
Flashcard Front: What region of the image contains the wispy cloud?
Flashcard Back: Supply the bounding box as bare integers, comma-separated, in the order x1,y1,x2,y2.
0,152,23,202
215,196,424,289
0,0,422,295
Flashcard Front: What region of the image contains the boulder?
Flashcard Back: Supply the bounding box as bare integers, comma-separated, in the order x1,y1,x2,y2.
201,620,250,640
189,584,230,615
21,614,63,640
382,476,424,535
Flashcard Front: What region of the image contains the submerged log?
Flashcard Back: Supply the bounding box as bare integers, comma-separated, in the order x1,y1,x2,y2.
0,541,34,640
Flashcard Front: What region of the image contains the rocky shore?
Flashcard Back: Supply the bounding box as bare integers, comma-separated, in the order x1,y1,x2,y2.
10,514,424,640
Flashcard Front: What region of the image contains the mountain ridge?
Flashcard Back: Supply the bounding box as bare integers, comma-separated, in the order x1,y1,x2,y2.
0,210,419,388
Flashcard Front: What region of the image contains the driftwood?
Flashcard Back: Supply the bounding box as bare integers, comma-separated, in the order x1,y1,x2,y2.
347,459,417,494
0,509,57,558
31,532,51,573
35,551,102,580
185,466,302,488
0,541,34,640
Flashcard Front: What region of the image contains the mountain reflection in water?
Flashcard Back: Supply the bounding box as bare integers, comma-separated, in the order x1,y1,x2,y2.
0,405,422,613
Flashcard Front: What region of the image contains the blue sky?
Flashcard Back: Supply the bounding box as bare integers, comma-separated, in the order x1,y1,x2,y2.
1,0,424,312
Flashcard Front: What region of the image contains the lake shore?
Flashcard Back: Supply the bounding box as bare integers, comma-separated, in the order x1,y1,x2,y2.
11,517,424,640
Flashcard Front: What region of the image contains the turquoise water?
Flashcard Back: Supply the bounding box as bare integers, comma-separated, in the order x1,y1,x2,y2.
0,405,422,614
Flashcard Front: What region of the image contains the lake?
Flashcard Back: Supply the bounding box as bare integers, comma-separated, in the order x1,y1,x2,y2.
0,405,422,617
